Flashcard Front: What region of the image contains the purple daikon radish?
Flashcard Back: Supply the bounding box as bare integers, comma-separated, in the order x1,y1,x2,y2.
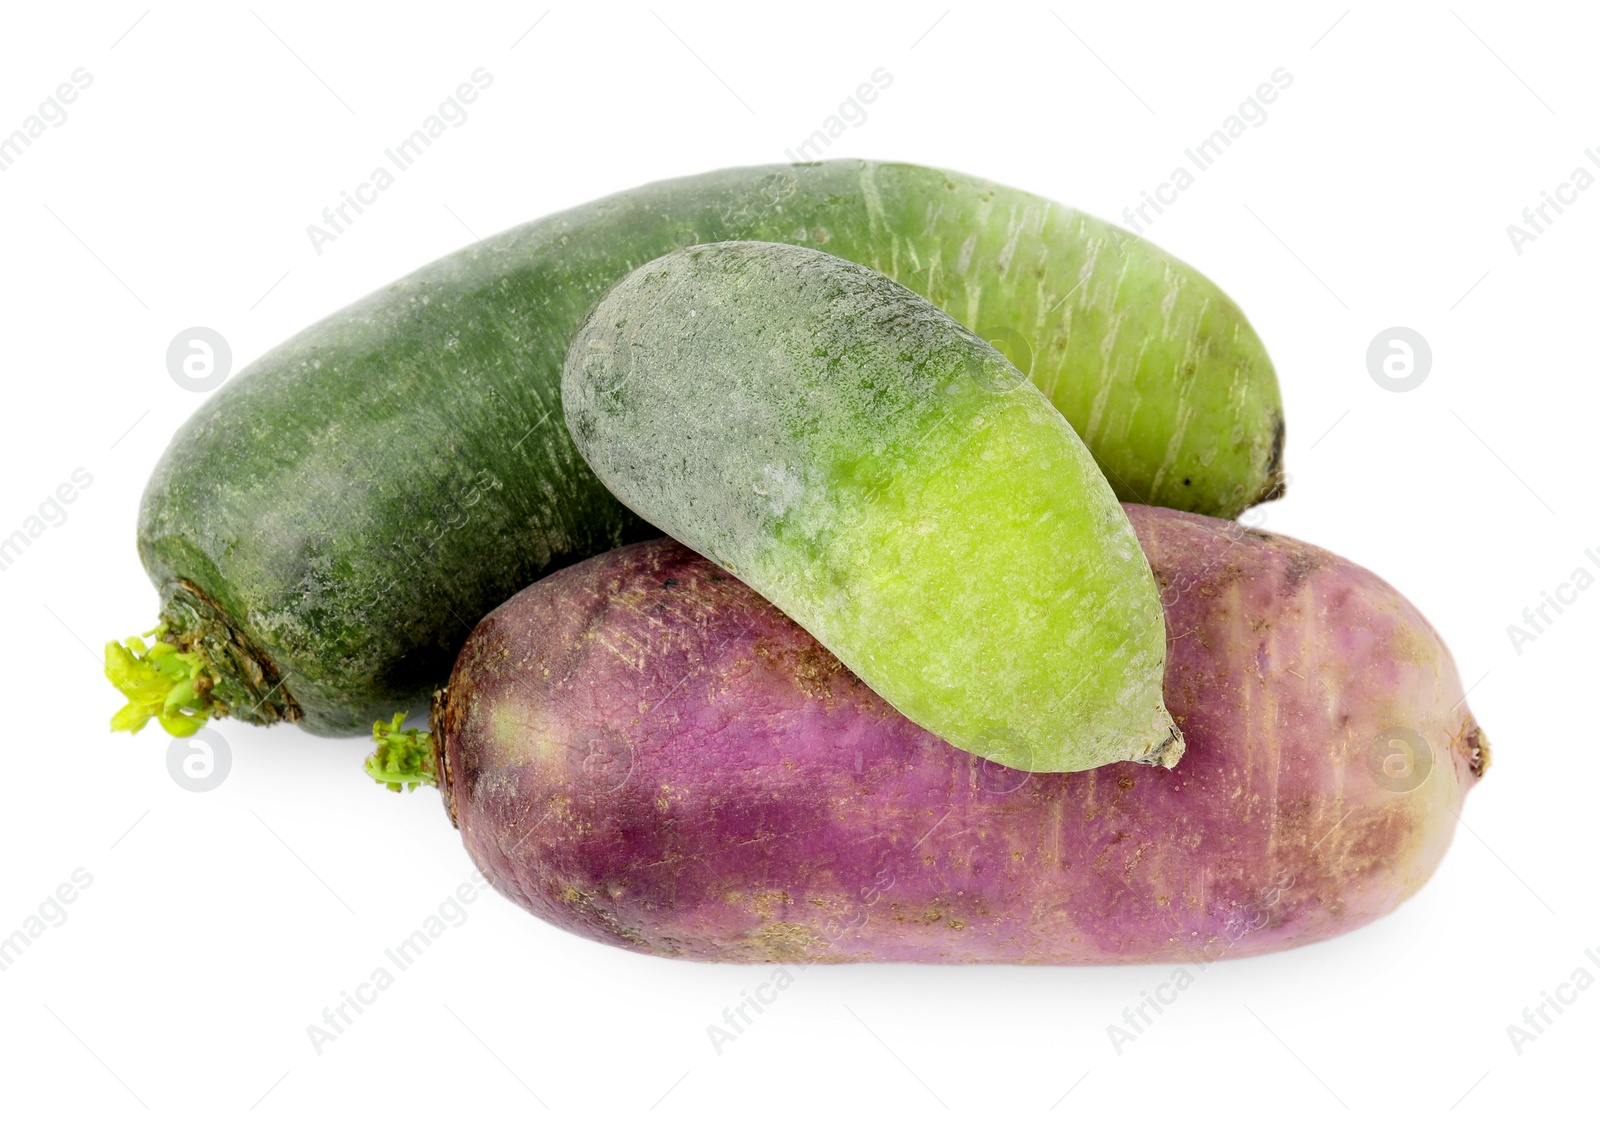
368,507,1486,964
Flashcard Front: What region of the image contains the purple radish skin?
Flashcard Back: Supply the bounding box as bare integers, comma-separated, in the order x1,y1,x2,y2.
408,506,1485,964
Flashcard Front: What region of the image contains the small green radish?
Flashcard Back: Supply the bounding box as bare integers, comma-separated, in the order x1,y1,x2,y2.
564,241,1181,773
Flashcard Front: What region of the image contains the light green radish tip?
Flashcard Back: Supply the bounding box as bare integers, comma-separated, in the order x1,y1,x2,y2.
366,713,436,792
564,241,1183,773
104,631,215,737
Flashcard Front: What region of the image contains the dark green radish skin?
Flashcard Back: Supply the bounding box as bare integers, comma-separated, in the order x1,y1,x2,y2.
416,513,1486,965
564,241,1180,772
126,160,1280,736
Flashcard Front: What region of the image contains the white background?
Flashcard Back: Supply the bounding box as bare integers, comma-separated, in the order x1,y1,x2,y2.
1,3,1594,1117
